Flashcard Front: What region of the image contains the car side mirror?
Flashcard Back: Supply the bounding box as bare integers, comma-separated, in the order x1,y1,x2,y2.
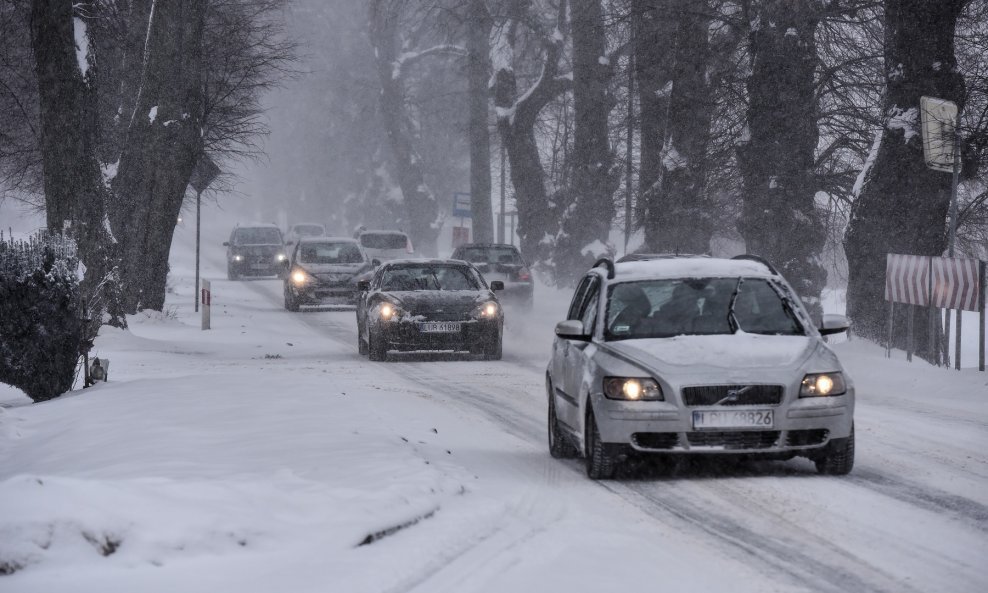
490,280,504,291
555,319,590,341
223,241,229,246
371,259,381,267
285,240,294,246
357,280,370,292
818,313,850,336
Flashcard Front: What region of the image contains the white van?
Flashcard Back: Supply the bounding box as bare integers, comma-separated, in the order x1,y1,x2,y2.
358,230,413,262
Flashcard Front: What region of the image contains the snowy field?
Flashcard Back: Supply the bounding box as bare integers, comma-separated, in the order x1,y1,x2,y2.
1,212,987,592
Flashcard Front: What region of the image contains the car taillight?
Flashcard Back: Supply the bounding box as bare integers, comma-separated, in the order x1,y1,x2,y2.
517,267,531,281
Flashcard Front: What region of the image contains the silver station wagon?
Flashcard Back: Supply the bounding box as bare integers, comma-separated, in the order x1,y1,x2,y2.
546,255,855,479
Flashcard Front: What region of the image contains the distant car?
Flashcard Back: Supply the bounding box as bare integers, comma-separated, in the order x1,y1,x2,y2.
224,224,288,279
356,259,504,361
451,243,533,309
547,255,855,479
284,237,372,310
285,223,326,245
357,230,413,262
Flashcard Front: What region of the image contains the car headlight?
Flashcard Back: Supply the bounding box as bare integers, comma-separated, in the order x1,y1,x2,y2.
799,372,847,397
276,253,287,262
475,301,499,318
377,302,401,321
233,255,244,262
291,269,310,285
603,377,663,401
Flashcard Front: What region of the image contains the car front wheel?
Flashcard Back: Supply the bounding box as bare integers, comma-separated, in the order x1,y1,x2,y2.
585,408,618,479
284,285,299,312
814,423,855,475
367,328,387,361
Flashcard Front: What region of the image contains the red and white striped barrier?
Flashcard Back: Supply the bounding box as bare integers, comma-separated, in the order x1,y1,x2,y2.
885,254,930,306
932,257,981,312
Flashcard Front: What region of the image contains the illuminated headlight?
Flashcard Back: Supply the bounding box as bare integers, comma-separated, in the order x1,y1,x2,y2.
799,372,847,397
291,270,309,285
378,302,401,321
233,255,244,262
476,301,499,318
603,377,663,401
276,253,287,262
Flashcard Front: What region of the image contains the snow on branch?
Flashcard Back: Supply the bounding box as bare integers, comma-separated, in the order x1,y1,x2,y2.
392,44,467,80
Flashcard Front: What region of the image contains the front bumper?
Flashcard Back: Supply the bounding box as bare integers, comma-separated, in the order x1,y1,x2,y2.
290,282,358,305
375,317,500,352
592,388,854,455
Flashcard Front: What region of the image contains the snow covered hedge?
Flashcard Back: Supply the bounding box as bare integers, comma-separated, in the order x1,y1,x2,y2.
0,232,82,402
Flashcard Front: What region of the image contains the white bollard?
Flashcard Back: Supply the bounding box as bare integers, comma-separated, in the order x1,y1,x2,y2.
201,279,211,330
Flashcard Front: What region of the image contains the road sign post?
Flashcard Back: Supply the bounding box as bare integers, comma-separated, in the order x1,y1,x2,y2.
189,155,220,313
201,279,211,330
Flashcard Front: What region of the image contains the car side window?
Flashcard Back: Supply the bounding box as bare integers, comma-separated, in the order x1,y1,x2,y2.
567,276,594,320
580,280,600,335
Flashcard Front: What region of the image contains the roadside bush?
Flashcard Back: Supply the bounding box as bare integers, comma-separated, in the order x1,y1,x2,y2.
0,232,82,402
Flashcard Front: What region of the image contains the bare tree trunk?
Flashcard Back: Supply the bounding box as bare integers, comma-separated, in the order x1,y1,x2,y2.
467,0,493,243
844,0,966,355
29,0,124,327
646,0,713,255
110,0,205,313
737,0,828,321
368,0,442,256
555,0,618,282
492,0,569,263
632,0,675,247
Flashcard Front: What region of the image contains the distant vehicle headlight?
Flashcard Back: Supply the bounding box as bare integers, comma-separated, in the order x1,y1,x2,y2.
233,255,244,262
799,372,847,397
603,377,663,401
475,301,499,318
291,270,309,285
276,253,287,262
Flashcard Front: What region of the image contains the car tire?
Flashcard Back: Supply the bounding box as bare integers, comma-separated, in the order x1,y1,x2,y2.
483,337,502,361
368,328,386,361
227,265,239,281
815,423,855,475
548,380,578,459
284,285,299,312
357,321,368,355
585,408,618,479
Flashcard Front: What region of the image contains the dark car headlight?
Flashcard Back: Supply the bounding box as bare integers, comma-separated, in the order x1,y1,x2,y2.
291,269,311,285
474,301,499,319
376,301,402,321
233,254,244,262
799,372,847,397
603,377,663,401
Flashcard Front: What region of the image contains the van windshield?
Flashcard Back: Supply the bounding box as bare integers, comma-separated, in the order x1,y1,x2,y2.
234,227,282,245
299,242,364,264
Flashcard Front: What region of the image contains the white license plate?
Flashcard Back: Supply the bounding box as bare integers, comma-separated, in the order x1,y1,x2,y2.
418,321,461,333
692,409,774,429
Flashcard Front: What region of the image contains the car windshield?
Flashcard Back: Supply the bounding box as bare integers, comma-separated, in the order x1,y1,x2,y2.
299,242,363,264
234,227,281,245
292,224,324,237
457,246,522,265
380,265,479,291
360,233,407,250
604,277,804,340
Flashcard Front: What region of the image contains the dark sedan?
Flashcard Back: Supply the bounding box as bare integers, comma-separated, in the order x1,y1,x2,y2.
356,259,504,361
284,237,373,310
450,243,533,309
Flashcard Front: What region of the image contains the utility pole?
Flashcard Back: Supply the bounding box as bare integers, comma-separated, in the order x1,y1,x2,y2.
498,144,506,244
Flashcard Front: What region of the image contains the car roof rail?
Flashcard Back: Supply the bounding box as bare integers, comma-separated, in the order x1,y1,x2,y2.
731,254,778,275
593,257,616,279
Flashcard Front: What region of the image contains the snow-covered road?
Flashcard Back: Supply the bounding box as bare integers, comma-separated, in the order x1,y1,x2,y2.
1,220,986,592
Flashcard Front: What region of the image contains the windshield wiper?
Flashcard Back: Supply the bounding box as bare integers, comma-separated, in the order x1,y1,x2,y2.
727,277,744,333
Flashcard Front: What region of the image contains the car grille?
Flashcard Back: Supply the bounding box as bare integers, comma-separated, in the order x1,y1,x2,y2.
786,429,829,447
632,432,679,450
686,431,780,449
412,305,474,321
681,385,784,406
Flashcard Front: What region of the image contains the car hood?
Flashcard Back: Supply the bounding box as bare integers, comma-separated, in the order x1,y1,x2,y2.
385,290,490,311
602,333,816,372
297,262,367,275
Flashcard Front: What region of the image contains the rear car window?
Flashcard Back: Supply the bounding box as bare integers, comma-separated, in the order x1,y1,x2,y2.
360,233,407,250
299,242,364,264
234,227,282,245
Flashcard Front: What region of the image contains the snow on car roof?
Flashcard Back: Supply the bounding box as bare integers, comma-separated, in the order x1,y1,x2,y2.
383,258,466,267
360,229,408,236
297,236,356,243
612,257,776,281
238,222,281,229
